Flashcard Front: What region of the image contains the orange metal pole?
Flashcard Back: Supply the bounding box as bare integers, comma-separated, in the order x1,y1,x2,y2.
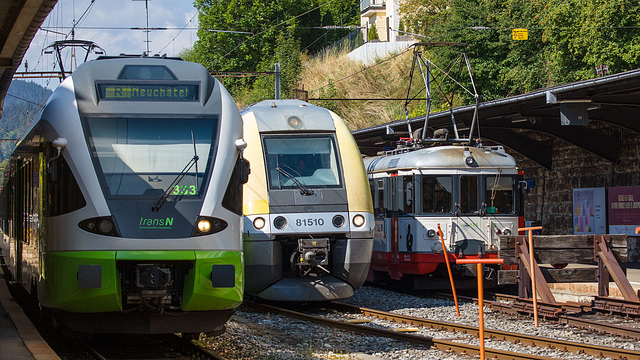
477,262,485,360
529,228,538,327
456,257,503,360
437,223,459,317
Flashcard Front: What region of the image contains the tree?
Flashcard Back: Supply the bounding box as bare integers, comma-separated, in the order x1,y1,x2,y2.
244,31,304,104
368,22,379,41
398,0,640,105
189,0,361,97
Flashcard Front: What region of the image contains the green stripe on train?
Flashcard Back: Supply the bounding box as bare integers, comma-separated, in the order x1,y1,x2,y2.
39,251,244,313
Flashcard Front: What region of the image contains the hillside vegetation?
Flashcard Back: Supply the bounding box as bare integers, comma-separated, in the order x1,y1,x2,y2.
300,49,415,130
0,80,52,163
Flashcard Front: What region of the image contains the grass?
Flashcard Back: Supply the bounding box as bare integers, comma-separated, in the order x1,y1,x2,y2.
298,47,416,131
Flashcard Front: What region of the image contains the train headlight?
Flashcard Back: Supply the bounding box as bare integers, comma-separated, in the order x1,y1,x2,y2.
198,219,212,233
192,216,228,236
427,229,436,238
98,219,114,234
332,215,345,228
431,241,443,253
465,156,475,166
503,228,512,236
78,216,121,237
353,214,365,227
253,217,266,230
287,116,303,129
274,216,287,229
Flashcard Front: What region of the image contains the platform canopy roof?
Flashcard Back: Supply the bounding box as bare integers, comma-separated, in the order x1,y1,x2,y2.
353,68,640,169
0,0,57,116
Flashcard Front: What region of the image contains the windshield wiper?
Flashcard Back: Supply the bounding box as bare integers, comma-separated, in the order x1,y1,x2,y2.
152,131,200,212
276,166,314,196
152,154,199,212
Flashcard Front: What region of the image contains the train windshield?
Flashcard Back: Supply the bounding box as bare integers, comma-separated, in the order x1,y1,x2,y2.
485,175,515,214
421,176,453,213
263,135,342,189
86,117,217,198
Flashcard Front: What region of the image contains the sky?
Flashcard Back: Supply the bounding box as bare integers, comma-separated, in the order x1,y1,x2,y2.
20,0,200,89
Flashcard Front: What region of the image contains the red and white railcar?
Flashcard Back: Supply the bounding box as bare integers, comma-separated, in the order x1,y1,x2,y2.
364,141,523,288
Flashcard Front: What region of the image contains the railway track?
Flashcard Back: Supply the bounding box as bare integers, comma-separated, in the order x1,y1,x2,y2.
82,333,228,360
329,301,640,360
246,301,590,360
4,273,228,360
453,292,640,340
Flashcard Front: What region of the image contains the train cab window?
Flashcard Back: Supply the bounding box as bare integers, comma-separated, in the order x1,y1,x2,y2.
263,135,342,189
85,117,217,198
485,175,515,214
421,176,452,214
460,175,479,214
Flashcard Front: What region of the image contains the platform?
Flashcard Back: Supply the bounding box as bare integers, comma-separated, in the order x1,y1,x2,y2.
0,268,59,360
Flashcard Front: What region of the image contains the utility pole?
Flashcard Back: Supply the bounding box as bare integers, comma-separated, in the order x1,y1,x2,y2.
275,63,281,100
133,0,152,55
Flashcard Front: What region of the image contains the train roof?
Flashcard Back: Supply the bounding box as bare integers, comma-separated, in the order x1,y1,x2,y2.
241,99,337,132
363,145,517,173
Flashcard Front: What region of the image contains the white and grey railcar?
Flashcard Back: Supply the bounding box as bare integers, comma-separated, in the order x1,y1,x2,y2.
364,143,522,287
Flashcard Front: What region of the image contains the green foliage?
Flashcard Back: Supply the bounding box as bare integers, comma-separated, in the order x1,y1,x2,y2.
368,22,380,41
316,79,339,113
239,32,304,104
399,0,640,102
0,80,51,162
190,0,361,99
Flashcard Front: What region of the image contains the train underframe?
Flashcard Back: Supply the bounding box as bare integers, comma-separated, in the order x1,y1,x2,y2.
368,247,503,290
245,234,373,302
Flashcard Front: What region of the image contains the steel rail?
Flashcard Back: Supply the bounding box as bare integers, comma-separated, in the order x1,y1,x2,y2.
330,302,640,360
245,301,558,360
478,293,640,340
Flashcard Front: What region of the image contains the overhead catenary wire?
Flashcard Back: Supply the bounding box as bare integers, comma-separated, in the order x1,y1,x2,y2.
5,94,46,107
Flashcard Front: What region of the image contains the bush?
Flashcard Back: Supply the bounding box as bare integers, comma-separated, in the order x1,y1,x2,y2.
368,22,379,41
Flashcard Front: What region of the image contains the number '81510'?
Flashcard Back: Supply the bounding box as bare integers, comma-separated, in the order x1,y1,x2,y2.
173,185,196,195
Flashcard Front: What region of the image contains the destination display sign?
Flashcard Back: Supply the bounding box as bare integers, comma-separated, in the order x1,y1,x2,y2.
97,83,199,101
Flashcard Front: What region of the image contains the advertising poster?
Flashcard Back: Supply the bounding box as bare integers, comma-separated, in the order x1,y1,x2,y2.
609,186,640,236
573,187,606,234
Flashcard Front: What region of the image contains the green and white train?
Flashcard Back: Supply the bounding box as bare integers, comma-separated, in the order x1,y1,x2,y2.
0,55,248,335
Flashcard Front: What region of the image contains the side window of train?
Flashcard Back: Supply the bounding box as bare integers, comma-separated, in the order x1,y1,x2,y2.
459,175,479,214
375,179,384,217
402,175,413,215
485,175,515,214
46,150,87,217
421,176,453,214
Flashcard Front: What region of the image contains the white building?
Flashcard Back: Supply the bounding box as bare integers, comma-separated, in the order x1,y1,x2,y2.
348,0,416,65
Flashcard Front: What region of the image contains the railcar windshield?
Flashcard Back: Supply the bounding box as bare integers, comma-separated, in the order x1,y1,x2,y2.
86,117,217,198
460,175,479,214
485,175,515,214
263,135,342,189
421,176,453,214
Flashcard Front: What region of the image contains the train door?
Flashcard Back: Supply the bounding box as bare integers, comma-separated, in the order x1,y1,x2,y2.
398,175,415,252
371,178,386,252
387,175,401,279
369,176,389,276
483,173,518,248
453,174,485,256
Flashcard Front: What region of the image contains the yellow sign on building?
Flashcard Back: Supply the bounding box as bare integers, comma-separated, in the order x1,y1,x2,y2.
512,28,528,40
